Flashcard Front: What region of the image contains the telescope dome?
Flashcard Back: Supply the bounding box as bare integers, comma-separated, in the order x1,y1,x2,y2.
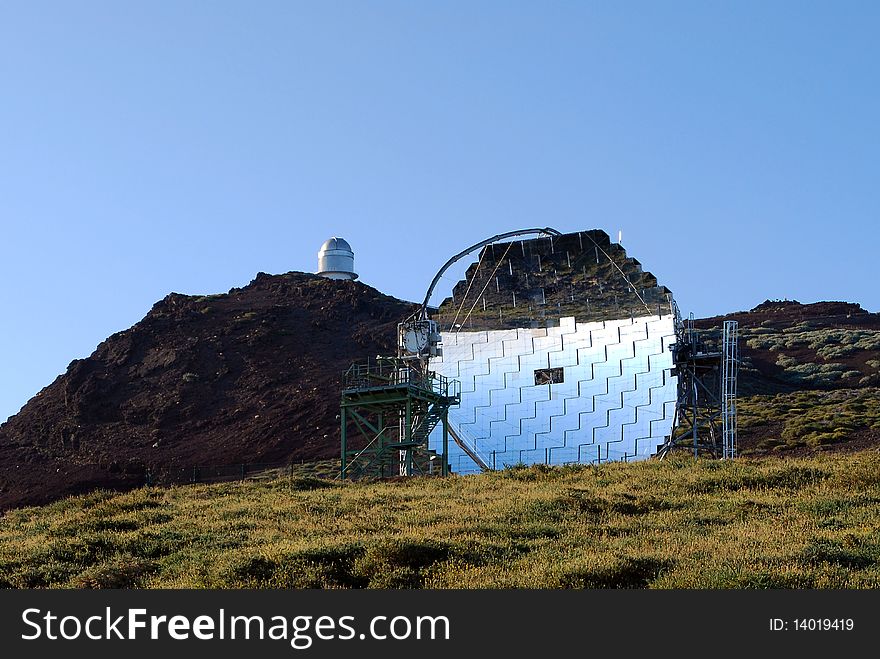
317,237,358,280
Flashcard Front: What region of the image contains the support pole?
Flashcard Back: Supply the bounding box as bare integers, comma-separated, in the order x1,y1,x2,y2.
377,411,384,478
340,405,347,480
692,381,698,458
441,409,449,477
402,398,413,476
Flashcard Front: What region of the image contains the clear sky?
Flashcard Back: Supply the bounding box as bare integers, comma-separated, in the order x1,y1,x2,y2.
1,1,878,423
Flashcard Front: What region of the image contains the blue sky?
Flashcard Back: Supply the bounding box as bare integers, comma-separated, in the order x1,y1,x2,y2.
1,1,878,422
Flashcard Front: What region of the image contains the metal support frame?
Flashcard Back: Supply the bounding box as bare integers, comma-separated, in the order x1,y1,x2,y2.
339,358,460,480
721,320,739,459
657,307,738,459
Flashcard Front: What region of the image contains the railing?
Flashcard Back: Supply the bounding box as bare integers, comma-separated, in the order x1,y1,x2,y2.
342,358,460,400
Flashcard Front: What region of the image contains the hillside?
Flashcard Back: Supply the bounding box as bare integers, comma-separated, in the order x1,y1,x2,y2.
697,300,880,396
695,300,880,456
1,453,878,588
0,273,412,510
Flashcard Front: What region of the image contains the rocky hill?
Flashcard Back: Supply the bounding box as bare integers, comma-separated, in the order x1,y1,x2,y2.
697,300,880,395
0,273,412,510
696,300,880,456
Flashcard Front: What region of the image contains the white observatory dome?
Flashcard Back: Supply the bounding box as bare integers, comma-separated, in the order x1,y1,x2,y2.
317,237,358,280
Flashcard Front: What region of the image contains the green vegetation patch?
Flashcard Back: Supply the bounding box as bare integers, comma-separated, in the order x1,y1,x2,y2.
739,388,880,449
745,327,880,358
744,326,880,386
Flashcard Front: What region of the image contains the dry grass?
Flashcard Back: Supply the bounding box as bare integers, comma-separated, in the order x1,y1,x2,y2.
2,452,879,588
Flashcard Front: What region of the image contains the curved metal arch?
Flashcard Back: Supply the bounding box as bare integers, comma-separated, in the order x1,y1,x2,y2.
414,227,562,320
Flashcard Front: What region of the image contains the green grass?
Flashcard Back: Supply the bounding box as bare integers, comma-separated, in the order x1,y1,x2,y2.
2,452,880,588
738,388,880,449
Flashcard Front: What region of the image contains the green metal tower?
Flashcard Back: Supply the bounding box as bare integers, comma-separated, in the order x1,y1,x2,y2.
340,358,460,480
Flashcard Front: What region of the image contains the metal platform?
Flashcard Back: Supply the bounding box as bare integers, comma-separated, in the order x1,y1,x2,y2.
340,358,460,479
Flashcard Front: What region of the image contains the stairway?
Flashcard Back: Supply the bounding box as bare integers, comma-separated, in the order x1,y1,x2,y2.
342,402,448,479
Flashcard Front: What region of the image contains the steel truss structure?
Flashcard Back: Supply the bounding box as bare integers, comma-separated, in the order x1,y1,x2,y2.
339,358,460,480
339,228,736,476
657,307,739,459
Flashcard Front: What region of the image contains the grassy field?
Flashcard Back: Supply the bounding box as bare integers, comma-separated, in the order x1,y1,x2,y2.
1,451,879,589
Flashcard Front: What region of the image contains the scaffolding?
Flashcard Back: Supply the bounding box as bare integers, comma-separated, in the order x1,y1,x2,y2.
657,308,739,459
339,358,460,480
721,320,739,459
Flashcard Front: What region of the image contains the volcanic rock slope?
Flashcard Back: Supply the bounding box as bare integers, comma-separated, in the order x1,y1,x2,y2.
0,273,411,510
696,300,880,455
697,300,880,395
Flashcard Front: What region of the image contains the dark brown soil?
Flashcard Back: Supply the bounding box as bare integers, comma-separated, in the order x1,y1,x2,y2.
0,272,413,510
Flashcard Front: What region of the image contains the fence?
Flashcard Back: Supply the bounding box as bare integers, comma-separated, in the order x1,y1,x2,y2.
145,459,338,487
